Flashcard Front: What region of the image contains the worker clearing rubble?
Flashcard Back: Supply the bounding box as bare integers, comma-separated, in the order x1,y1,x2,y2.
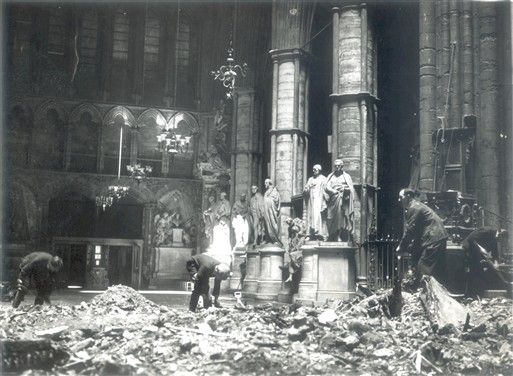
12,252,63,308
396,188,449,286
186,253,230,312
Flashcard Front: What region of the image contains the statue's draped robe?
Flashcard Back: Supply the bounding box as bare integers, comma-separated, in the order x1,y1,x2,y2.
206,199,232,264
324,171,356,238
303,174,328,238
263,187,282,245
248,193,265,244
231,199,249,247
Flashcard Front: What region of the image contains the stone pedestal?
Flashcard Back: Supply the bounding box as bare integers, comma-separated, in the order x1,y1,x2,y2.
295,242,356,305
229,246,247,291
242,247,260,300
256,244,285,301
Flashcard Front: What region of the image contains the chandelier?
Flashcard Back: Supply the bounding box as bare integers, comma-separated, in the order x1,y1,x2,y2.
95,195,113,211
157,130,192,156
127,164,153,184
211,41,248,99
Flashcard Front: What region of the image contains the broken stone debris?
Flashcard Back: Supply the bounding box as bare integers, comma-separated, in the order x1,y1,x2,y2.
1,283,512,375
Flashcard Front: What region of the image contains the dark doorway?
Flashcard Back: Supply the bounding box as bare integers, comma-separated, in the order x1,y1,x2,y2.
375,3,419,235
54,243,88,287
107,246,133,286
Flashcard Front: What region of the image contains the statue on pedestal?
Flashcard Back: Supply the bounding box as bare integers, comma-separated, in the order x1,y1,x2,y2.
303,164,328,240
263,179,282,246
248,185,265,245
324,159,356,242
204,191,232,265
231,192,250,247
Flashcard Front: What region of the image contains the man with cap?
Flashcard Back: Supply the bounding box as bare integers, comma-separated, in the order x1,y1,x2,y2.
186,253,231,312
396,188,449,284
12,252,63,308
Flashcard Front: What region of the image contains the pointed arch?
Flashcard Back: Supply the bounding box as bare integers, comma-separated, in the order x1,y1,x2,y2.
103,106,136,127
166,111,199,133
69,103,103,123
137,108,166,129
34,99,66,124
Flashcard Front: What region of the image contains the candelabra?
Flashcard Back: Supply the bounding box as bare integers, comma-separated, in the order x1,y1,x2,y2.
157,130,192,156
127,164,153,184
95,195,113,211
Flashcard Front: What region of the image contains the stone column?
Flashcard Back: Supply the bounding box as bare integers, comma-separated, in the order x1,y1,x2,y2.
269,48,310,239
270,0,314,242
477,2,500,227
418,0,437,191
231,89,263,202
331,5,378,283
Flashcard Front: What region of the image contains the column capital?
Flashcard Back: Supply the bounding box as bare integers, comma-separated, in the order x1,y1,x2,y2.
269,48,311,64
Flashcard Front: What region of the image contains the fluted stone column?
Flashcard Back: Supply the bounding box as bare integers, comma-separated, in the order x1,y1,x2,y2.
331,5,378,283
419,0,437,191
477,2,500,227
143,203,156,289
231,89,263,203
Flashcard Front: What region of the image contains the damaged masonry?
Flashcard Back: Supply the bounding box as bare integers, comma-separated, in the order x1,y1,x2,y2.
2,0,512,375
1,284,513,375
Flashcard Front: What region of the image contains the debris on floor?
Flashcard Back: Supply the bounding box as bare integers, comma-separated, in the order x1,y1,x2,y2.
1,284,512,375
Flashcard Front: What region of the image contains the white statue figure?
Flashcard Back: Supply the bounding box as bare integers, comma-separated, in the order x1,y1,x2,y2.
231,193,250,247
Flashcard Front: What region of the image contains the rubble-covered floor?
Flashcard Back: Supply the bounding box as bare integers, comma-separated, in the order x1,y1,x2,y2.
1,285,512,375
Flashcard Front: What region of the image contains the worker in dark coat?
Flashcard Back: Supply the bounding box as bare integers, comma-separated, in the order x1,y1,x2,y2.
462,227,510,296
12,252,63,308
186,253,230,312
396,189,449,284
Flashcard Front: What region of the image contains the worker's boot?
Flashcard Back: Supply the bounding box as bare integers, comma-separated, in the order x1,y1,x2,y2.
189,293,200,312
214,298,222,308
34,295,44,305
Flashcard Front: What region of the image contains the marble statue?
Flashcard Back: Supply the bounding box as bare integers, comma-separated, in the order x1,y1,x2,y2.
248,185,265,245
324,159,356,242
231,192,250,247
263,179,282,246
303,164,328,240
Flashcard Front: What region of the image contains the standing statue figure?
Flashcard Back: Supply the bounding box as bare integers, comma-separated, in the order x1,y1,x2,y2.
324,159,357,242
263,179,282,246
248,185,265,245
231,193,250,247
202,195,217,246
303,164,328,240
205,191,232,265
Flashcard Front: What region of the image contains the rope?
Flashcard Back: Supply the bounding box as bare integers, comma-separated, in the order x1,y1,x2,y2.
300,20,333,51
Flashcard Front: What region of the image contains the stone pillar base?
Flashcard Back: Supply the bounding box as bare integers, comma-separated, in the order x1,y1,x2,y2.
242,247,260,300
229,246,246,291
295,241,356,305
256,244,285,301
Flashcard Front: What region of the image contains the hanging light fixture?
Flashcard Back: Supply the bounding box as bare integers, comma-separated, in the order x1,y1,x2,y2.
127,163,153,184
211,3,247,100
95,195,113,211
157,130,192,156
211,39,247,99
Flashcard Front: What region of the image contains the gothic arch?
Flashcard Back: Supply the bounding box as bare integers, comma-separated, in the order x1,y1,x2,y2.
69,103,103,124
137,109,166,129
166,111,199,133
103,106,136,127
34,99,67,125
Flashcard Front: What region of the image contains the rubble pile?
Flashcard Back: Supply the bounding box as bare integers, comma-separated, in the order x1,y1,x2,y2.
1,285,512,375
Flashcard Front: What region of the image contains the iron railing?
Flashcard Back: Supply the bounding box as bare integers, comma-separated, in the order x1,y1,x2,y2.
363,235,410,290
